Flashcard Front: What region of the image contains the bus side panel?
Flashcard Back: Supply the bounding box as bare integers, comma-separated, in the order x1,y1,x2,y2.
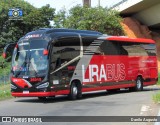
82,55,132,90
128,56,158,86
81,55,158,91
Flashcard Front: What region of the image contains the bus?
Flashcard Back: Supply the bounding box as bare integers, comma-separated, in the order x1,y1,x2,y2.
3,28,158,100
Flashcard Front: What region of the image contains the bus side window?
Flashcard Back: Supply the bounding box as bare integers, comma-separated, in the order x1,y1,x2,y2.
50,47,60,71
50,36,80,72
119,43,128,55
100,41,120,55
95,47,104,55
121,42,148,56
141,44,156,56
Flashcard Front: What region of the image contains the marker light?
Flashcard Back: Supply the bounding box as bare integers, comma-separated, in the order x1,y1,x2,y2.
2,53,6,59
43,49,49,55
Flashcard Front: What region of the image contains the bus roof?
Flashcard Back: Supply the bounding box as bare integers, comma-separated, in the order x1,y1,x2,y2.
26,28,103,36
104,36,155,44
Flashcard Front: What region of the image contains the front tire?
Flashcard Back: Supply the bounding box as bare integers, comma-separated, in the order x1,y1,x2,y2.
69,82,82,100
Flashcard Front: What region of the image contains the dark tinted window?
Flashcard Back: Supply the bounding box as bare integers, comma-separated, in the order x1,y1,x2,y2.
141,44,156,56
96,41,120,55
119,42,156,56
82,37,97,53
119,42,147,56
18,39,48,50
101,41,119,55
95,40,156,56
51,37,80,70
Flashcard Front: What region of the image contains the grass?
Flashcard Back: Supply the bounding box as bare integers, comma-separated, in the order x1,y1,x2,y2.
153,93,160,103
0,55,12,101
0,56,11,76
153,72,160,103
158,72,160,85
0,83,13,101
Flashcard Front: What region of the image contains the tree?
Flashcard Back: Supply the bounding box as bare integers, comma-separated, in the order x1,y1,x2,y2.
0,0,34,49
54,5,124,35
24,4,55,31
0,0,55,51
53,9,66,28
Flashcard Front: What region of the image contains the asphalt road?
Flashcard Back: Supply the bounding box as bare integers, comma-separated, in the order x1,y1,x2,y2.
0,85,160,125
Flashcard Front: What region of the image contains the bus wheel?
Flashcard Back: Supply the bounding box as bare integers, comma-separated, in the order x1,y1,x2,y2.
69,82,81,100
38,97,47,101
135,77,143,91
130,77,143,91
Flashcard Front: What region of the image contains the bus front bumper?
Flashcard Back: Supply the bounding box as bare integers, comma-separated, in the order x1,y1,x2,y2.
11,90,70,97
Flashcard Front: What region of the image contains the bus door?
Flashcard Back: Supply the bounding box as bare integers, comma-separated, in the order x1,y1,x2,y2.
50,34,81,91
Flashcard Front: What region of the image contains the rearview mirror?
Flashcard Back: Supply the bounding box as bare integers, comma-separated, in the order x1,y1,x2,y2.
2,43,16,61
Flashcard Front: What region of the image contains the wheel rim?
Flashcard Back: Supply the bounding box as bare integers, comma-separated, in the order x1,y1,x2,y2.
72,86,78,96
137,79,141,89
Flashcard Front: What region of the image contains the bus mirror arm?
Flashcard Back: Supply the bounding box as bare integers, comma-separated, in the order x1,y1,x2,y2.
2,42,17,60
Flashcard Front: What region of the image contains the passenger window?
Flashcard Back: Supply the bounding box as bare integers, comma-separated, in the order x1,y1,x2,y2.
120,42,148,56
98,41,120,55
50,37,80,71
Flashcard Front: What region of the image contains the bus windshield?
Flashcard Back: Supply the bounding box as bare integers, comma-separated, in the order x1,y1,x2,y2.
12,39,48,77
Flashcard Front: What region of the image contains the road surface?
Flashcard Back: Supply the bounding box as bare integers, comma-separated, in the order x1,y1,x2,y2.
0,85,160,125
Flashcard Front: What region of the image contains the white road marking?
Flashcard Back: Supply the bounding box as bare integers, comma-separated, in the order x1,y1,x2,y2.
154,109,160,125
140,105,160,125
140,105,150,115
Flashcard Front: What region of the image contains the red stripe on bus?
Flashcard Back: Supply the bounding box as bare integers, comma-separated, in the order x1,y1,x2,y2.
143,81,157,86
11,90,70,97
82,84,135,92
106,37,155,44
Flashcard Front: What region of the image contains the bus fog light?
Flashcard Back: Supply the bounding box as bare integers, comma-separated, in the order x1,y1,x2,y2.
11,84,17,89
36,82,49,89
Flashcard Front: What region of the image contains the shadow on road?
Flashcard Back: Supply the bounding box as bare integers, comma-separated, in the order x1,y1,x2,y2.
15,86,160,103
142,86,160,91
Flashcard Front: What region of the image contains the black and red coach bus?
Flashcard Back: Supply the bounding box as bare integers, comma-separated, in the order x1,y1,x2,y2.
3,28,158,100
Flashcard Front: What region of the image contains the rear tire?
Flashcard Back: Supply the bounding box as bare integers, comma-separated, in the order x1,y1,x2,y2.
129,77,143,91
135,77,143,91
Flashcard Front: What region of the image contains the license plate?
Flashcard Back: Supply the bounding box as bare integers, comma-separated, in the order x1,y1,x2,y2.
23,91,29,94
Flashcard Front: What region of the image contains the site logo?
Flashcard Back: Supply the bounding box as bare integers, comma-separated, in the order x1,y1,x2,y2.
8,8,23,20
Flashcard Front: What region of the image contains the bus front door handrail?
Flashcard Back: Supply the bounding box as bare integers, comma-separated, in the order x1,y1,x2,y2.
50,55,81,75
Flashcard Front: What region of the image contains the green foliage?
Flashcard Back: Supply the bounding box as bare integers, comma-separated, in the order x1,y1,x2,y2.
0,0,55,50
0,56,11,76
24,4,55,31
153,92,160,103
53,5,124,35
0,83,12,101
152,73,160,103
0,56,12,101
54,9,66,28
